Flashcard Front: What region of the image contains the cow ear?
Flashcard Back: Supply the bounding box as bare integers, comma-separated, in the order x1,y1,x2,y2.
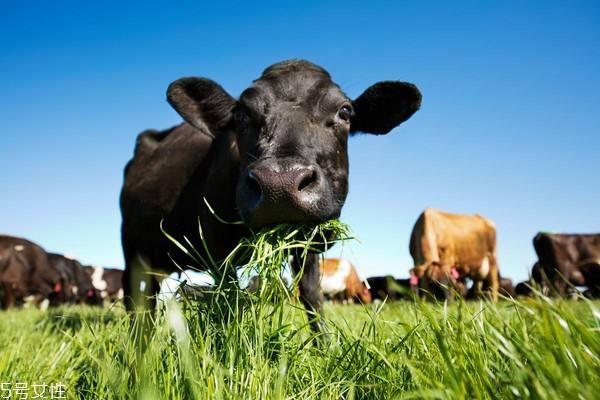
167,77,236,137
350,81,422,135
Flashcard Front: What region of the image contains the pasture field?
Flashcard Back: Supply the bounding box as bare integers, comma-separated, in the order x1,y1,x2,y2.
0,297,599,400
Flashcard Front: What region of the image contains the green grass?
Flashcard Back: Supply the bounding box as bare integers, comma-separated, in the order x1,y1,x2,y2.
0,298,599,399
0,223,599,399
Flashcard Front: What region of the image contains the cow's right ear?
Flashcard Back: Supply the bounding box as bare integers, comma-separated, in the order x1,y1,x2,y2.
167,78,236,137
350,81,421,135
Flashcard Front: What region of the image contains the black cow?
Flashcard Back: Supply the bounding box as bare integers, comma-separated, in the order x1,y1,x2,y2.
515,263,545,297
48,254,102,305
533,233,600,296
515,262,543,297
120,60,421,330
0,235,60,309
367,276,417,301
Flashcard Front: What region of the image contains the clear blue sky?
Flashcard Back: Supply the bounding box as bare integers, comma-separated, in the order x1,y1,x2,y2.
1,1,598,282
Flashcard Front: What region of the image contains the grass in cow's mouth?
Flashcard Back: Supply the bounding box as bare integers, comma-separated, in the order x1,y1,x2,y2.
233,220,353,292
166,217,352,297
168,219,353,335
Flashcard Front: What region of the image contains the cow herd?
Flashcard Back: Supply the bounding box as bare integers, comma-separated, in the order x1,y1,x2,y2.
319,209,600,304
0,235,123,309
2,209,598,310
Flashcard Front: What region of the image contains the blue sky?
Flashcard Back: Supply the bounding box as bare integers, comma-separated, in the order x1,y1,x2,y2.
1,1,598,282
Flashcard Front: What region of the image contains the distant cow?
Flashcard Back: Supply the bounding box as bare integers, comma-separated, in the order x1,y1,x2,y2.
499,277,516,297
319,258,371,304
410,209,499,301
514,262,545,297
533,233,600,296
530,262,544,288
48,254,102,305
515,281,534,297
367,275,417,301
120,59,421,330
467,276,515,299
0,235,60,309
83,266,124,303
245,275,294,298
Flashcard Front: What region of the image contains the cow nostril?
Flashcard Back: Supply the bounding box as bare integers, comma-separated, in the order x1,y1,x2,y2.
297,169,318,192
246,171,263,204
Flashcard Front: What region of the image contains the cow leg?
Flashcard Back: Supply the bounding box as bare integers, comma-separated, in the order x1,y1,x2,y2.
123,253,157,312
123,258,142,312
124,253,165,359
419,276,431,300
472,279,484,299
551,273,569,297
146,274,163,311
291,252,326,335
589,284,600,299
488,260,499,302
1,282,16,309
478,257,499,302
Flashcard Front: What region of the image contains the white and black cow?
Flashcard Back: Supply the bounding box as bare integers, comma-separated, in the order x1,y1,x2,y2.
319,258,371,304
83,266,124,303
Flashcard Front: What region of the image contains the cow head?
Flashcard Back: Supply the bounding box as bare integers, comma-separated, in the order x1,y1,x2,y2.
82,287,101,306
413,261,461,300
167,60,421,227
357,283,372,304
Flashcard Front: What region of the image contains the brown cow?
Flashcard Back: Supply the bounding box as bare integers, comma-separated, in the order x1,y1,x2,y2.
409,208,499,301
319,258,371,304
533,233,600,297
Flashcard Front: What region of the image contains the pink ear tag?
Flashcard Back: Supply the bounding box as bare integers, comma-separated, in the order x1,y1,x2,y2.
451,268,460,279
410,275,419,286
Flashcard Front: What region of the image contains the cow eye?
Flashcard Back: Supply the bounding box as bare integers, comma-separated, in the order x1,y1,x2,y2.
337,105,353,122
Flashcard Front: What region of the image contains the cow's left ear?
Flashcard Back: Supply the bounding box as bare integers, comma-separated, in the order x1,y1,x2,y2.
167,77,236,137
350,81,421,135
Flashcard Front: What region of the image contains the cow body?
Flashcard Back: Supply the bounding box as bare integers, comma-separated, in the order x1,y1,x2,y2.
319,258,371,304
0,235,60,309
409,208,499,301
48,254,102,305
120,60,421,330
533,233,600,296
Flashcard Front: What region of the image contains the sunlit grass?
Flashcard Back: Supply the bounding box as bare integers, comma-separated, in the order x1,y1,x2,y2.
0,299,599,398
0,298,600,399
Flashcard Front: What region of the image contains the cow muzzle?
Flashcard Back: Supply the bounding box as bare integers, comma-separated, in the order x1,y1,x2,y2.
237,160,327,227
